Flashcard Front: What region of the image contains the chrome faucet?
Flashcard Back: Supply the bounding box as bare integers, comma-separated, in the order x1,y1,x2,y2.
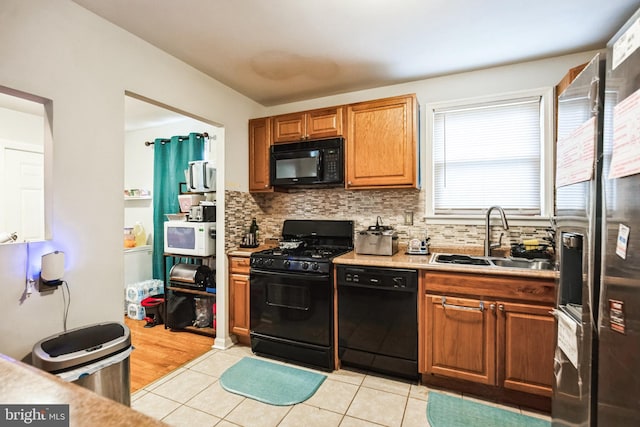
484,206,509,256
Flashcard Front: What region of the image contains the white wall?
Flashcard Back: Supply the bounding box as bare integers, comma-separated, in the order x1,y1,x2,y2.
0,0,263,360
0,107,44,146
265,50,601,116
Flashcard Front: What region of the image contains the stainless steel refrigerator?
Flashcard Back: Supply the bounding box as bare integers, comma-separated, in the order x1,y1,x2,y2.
552,52,606,427
597,8,640,426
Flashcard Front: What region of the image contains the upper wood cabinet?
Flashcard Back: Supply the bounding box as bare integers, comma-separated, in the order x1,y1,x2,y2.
556,62,588,97
248,117,272,192
346,94,418,189
555,62,588,143
272,107,344,143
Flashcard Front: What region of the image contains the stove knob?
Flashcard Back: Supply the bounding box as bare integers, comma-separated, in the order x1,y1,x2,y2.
265,258,273,266
255,258,263,266
312,262,319,270
302,262,309,270
284,260,291,268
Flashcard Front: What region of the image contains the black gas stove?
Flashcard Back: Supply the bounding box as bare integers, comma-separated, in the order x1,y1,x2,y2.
249,219,353,371
250,220,354,274
251,246,350,274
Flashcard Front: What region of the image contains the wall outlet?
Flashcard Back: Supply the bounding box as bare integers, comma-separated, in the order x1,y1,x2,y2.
404,211,414,226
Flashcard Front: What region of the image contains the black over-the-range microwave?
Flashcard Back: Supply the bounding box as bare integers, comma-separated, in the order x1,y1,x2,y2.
270,137,344,188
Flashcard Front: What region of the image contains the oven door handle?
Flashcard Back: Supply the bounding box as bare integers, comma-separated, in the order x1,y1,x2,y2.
251,268,330,280
265,301,309,311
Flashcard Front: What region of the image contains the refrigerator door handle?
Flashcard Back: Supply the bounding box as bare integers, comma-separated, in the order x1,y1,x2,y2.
589,76,601,115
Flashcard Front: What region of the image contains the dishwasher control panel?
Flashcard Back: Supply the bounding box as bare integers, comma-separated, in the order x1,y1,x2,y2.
337,265,418,290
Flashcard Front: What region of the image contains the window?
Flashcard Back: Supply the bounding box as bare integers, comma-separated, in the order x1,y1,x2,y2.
428,89,553,219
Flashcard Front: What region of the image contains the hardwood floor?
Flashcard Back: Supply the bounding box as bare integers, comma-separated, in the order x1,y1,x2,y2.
124,317,214,392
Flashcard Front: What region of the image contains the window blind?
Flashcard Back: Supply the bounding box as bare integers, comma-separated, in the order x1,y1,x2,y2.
433,96,542,215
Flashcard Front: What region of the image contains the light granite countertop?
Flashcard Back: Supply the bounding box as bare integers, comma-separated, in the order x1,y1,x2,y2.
333,249,557,279
227,244,275,257
0,355,166,427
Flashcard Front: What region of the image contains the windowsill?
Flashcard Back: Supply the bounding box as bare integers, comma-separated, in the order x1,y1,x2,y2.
422,215,553,228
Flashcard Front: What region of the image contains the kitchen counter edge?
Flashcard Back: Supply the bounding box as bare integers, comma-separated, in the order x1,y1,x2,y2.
0,354,167,427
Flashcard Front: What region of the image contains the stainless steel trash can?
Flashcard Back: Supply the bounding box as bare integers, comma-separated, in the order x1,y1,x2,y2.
32,321,132,406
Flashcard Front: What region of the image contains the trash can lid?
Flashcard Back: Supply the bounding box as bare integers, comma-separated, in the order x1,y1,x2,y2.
32,322,131,373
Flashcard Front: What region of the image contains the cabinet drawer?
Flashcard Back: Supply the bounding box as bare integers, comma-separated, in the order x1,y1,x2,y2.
230,256,251,274
423,271,555,304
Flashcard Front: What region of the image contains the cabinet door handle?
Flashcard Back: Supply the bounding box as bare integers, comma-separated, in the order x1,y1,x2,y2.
441,296,484,312
490,303,496,311
498,304,504,311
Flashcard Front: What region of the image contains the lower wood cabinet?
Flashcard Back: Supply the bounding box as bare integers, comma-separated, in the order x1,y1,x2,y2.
498,301,555,396
422,271,555,398
425,295,496,385
228,255,251,343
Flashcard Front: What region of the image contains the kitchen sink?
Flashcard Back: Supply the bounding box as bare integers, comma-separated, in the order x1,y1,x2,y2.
432,253,554,271
433,254,491,266
490,258,554,270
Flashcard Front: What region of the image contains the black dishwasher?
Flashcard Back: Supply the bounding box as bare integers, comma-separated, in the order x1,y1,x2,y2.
337,265,418,379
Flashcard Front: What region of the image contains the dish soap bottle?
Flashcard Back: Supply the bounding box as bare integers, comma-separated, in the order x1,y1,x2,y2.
249,218,259,246
133,222,146,247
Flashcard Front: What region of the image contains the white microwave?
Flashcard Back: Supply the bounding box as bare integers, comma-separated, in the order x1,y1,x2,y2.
164,221,216,256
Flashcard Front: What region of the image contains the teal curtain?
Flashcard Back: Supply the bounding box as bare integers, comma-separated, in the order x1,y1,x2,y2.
152,132,206,281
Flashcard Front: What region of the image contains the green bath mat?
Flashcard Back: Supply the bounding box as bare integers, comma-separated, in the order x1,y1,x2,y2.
219,357,326,406
427,391,550,427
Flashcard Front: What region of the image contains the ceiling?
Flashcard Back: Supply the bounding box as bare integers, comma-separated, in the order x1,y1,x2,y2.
73,0,639,106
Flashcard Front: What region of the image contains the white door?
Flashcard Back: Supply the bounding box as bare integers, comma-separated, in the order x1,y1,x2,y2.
3,147,44,241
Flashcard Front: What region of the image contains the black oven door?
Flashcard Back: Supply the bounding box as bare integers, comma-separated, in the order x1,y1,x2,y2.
250,268,332,347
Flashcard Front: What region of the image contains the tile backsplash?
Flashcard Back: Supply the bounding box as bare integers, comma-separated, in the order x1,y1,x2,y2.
224,189,550,253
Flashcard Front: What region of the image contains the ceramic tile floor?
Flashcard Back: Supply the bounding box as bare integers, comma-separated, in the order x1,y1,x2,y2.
131,345,551,427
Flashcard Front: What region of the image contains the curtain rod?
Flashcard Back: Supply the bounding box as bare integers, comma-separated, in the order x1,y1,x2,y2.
144,132,209,146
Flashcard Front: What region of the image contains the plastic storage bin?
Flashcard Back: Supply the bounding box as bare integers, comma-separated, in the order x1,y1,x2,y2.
32,322,132,405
